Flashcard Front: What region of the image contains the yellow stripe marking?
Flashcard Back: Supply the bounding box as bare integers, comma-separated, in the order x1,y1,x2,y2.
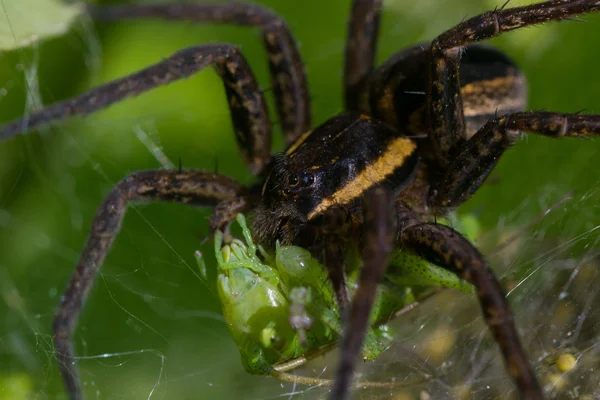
285,129,314,156
461,75,526,117
461,75,518,96
307,137,417,220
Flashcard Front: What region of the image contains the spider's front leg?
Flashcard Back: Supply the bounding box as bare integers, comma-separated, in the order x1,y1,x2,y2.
53,169,250,400
427,0,600,163
330,187,397,400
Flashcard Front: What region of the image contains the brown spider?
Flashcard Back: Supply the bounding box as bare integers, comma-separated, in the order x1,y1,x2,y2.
1,1,600,399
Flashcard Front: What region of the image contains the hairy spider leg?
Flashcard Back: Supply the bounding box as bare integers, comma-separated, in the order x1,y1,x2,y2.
431,112,600,209
344,0,382,110
323,237,352,314
394,209,540,397
52,169,249,400
86,2,310,144
210,196,253,233
331,187,397,400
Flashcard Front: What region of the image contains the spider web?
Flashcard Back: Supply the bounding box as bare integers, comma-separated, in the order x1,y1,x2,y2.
1,0,600,399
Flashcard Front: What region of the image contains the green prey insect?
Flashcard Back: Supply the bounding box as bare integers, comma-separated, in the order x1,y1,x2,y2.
196,213,477,385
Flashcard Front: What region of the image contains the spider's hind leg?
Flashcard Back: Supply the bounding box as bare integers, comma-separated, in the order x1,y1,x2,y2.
427,0,600,164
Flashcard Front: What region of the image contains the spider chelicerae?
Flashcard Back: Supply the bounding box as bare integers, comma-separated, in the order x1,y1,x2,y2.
1,0,600,399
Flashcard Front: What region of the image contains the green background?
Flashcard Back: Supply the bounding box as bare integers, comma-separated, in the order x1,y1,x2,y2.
1,0,600,399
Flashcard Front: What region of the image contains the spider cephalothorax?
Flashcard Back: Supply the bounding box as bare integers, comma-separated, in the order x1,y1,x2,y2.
1,1,600,400
252,113,419,249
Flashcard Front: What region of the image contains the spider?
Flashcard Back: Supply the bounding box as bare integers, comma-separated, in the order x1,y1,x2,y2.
1,0,600,399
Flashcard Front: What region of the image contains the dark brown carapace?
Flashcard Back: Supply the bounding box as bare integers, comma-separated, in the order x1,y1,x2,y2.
253,114,418,247
1,1,600,400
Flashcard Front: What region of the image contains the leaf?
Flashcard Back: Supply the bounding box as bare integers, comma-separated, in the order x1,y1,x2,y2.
0,0,84,51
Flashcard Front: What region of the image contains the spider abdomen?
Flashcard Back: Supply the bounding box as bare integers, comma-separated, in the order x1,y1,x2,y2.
362,44,527,143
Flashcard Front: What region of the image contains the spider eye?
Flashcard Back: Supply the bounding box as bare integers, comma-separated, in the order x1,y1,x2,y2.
299,172,314,186
288,175,299,187
282,188,292,196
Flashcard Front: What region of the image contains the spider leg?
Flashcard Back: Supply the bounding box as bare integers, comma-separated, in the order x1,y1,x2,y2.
52,169,249,400
323,240,351,315
86,2,310,144
344,0,382,110
396,202,543,400
0,44,271,175
431,111,600,208
330,187,396,400
210,196,252,233
427,0,600,164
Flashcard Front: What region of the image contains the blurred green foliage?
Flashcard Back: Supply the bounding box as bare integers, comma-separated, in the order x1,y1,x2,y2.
0,0,84,51
1,0,599,399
